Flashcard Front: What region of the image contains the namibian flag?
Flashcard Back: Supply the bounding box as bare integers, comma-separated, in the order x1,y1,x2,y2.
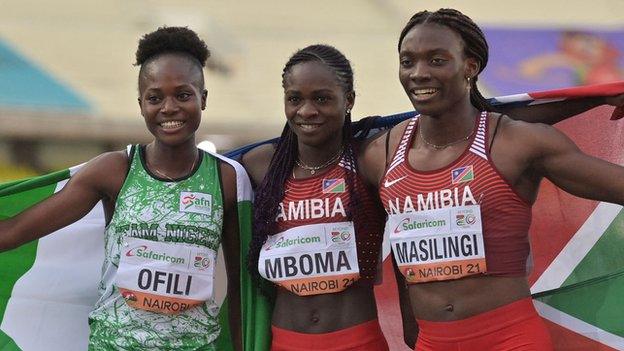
451,166,474,184
322,178,346,193
489,81,624,121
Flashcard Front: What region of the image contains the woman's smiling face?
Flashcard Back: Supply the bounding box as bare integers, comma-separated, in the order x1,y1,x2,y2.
138,53,207,146
283,61,354,148
398,23,477,116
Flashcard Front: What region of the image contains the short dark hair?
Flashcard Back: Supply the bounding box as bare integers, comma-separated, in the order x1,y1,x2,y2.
135,26,210,91
135,26,210,67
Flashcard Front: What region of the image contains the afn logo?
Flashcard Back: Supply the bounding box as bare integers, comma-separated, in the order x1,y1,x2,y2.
180,192,212,215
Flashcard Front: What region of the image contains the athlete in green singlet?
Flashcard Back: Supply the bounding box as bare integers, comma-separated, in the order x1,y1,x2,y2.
0,27,242,350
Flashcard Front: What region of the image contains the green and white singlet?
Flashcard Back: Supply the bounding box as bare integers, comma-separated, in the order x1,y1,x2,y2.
88,145,224,350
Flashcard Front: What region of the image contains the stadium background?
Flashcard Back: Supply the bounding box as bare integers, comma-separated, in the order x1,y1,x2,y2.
1,0,622,180
1,1,623,350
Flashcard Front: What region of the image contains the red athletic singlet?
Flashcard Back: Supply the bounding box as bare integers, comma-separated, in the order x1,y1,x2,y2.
379,112,532,282
258,154,385,295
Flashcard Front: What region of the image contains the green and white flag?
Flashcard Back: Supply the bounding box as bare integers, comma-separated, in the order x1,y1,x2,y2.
0,151,272,351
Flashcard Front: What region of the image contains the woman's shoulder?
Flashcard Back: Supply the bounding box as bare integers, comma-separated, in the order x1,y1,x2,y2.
76,150,128,177
60,149,130,204
241,143,275,166
241,143,276,187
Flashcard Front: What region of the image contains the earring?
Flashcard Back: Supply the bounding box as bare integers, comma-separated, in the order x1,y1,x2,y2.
466,76,471,83
346,108,351,114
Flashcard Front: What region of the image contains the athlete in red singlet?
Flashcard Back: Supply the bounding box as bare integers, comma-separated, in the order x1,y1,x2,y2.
267,155,383,293
381,111,532,280
243,45,389,351
360,8,624,351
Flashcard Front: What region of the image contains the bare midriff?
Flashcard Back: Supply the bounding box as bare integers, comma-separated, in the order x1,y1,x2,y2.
408,275,530,321
272,283,378,333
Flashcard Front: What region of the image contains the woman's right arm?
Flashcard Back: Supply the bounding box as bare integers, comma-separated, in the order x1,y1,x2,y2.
393,256,418,349
0,151,127,251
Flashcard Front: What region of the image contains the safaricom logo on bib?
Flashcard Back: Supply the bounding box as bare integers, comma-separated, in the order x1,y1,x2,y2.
266,235,322,250
394,217,447,234
126,245,186,264
180,192,212,215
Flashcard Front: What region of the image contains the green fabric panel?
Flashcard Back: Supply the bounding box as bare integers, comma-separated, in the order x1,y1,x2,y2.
237,201,273,351
536,273,624,337
561,210,624,286
536,210,624,337
0,174,61,322
0,180,59,218
215,298,233,351
0,169,69,197
0,328,22,351
0,241,38,322
0,179,26,192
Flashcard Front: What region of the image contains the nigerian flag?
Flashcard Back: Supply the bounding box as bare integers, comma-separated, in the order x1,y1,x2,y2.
0,151,272,351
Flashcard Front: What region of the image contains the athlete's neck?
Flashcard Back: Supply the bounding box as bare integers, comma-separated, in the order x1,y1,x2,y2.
146,140,198,175
297,137,344,167
419,101,479,147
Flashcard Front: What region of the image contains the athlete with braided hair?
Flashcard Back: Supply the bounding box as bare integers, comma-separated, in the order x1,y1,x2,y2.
361,8,624,350
0,26,242,350
243,44,390,350
240,41,621,351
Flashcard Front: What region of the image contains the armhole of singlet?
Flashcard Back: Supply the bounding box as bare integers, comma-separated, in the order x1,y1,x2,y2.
126,145,136,177
489,115,503,151
384,129,392,166
385,117,418,170
216,157,226,235
485,114,533,207
105,145,136,227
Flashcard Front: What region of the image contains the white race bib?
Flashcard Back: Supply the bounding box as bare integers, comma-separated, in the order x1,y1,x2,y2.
259,222,360,296
387,205,486,283
114,237,216,314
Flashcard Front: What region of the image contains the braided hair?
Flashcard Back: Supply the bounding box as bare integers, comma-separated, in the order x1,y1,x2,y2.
249,44,363,291
135,26,210,90
398,8,493,111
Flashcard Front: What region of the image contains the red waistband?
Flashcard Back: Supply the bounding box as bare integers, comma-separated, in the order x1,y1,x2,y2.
416,297,541,340
271,319,388,350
